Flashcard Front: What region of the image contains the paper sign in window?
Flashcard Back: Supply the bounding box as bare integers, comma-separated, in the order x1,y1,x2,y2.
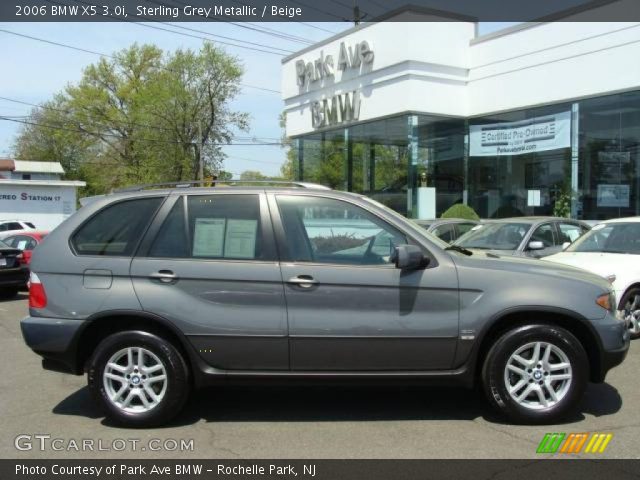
224,219,257,259
193,218,226,257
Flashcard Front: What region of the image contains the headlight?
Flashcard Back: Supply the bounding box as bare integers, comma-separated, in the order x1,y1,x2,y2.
596,291,616,314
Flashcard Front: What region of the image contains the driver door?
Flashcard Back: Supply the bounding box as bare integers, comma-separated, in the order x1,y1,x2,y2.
271,193,459,371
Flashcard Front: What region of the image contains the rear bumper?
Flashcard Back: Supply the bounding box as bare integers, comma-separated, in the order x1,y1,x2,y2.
0,267,28,288
20,315,85,374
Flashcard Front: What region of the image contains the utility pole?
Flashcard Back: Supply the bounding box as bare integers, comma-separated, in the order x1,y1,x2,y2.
198,121,204,181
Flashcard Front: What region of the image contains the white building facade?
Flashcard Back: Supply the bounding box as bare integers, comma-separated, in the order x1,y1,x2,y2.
282,8,640,220
0,160,86,231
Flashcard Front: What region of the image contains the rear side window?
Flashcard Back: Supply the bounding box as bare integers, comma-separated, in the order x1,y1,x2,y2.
149,194,265,260
25,222,36,229
8,222,22,230
72,197,163,256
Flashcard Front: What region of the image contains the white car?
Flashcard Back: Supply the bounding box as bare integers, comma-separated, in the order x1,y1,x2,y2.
545,217,640,338
0,220,36,240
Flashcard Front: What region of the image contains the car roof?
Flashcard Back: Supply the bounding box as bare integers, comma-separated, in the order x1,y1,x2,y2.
599,216,640,224
482,216,587,225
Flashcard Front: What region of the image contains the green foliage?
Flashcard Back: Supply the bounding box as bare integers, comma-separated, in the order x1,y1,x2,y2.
311,234,367,254
13,43,248,195
239,170,268,181
553,190,572,218
441,203,480,220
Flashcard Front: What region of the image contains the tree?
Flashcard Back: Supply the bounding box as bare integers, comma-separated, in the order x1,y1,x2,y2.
239,170,268,181
13,43,248,194
278,112,297,180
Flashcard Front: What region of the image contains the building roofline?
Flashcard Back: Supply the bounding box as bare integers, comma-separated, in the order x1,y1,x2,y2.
0,179,86,187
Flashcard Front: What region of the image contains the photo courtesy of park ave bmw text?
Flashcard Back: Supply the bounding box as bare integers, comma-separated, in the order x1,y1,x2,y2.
2,0,640,479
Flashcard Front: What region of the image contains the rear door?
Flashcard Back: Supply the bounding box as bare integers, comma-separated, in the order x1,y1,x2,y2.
130,192,288,371
270,193,459,371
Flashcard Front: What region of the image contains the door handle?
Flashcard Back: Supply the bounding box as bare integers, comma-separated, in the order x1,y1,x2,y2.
149,270,178,284
287,275,318,288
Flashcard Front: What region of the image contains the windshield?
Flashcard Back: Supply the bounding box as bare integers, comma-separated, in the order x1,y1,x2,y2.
455,222,530,250
567,222,640,254
359,196,450,249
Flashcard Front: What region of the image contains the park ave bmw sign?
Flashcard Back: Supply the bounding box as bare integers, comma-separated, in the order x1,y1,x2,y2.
295,40,374,130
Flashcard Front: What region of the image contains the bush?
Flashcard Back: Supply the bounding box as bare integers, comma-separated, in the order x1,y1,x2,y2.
440,203,480,220
311,234,368,254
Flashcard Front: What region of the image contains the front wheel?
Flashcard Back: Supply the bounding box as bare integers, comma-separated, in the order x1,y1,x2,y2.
482,324,588,424
88,331,190,428
620,288,640,339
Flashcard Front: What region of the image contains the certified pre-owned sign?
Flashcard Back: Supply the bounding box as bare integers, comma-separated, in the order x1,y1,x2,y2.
469,110,571,156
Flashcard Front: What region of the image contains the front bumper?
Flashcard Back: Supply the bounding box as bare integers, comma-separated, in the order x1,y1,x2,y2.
592,310,630,382
21,315,85,374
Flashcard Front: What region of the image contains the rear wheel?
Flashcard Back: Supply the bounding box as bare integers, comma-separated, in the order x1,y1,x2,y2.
88,331,190,428
482,324,588,424
620,288,640,339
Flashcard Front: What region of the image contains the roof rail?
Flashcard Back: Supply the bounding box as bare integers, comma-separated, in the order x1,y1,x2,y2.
113,180,331,193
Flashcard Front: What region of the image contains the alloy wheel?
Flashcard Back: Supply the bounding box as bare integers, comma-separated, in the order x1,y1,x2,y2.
103,347,168,413
624,293,640,336
503,341,572,410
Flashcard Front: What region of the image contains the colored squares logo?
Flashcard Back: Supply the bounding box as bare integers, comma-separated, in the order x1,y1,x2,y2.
537,433,613,454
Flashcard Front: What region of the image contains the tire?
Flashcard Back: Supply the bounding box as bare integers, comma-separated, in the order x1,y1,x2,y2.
88,331,190,428
481,324,588,424
619,288,640,340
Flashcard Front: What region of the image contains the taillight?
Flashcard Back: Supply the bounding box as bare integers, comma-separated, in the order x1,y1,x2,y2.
28,272,47,309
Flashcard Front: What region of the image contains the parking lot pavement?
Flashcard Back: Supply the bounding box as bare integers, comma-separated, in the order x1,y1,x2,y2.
1,295,638,460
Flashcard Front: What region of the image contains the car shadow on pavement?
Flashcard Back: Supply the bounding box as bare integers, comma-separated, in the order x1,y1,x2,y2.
52,381,623,429
0,292,28,302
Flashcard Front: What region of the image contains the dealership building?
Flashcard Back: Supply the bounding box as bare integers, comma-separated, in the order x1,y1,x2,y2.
282,8,640,220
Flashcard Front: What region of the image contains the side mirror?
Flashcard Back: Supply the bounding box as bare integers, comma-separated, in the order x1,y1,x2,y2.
562,241,571,250
527,240,545,251
391,244,427,270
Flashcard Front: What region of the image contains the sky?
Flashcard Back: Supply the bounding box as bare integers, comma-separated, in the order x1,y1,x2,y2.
0,21,514,177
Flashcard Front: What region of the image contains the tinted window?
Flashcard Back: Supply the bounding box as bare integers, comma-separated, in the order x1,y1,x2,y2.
0,224,6,231
8,222,22,230
277,196,406,265
149,198,188,258
25,222,36,229
185,195,264,260
530,223,556,247
72,197,163,256
558,223,583,243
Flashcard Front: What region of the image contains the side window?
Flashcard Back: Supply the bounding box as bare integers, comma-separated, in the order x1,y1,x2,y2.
8,222,22,231
149,198,188,258
432,224,456,243
187,195,263,260
276,195,407,266
558,223,583,244
25,222,36,229
530,223,556,247
0,224,6,231
72,197,163,256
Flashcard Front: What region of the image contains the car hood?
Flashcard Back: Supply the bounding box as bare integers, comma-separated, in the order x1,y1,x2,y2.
544,251,639,288
453,249,612,291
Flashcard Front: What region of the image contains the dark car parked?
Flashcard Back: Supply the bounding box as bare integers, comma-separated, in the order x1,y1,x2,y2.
453,217,591,258
20,183,628,427
0,239,29,297
413,218,480,244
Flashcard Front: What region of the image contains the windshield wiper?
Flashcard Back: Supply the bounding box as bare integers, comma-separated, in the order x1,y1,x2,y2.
445,245,473,256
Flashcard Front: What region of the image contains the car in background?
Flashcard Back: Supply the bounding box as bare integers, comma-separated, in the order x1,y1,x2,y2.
0,239,29,297
0,220,36,240
413,218,480,244
3,231,48,266
453,217,591,258
544,218,640,339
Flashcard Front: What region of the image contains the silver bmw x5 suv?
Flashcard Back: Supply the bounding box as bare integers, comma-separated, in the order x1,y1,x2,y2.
21,182,629,427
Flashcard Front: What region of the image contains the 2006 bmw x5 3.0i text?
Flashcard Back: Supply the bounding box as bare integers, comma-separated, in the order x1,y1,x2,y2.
21,182,630,427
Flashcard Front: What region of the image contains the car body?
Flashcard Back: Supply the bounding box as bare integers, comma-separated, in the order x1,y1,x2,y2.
545,217,640,338
0,239,29,296
20,183,629,427
413,218,480,244
453,217,591,258
3,231,48,265
0,220,36,240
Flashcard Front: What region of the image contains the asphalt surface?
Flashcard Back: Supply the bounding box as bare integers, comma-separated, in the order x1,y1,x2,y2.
1,295,638,459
